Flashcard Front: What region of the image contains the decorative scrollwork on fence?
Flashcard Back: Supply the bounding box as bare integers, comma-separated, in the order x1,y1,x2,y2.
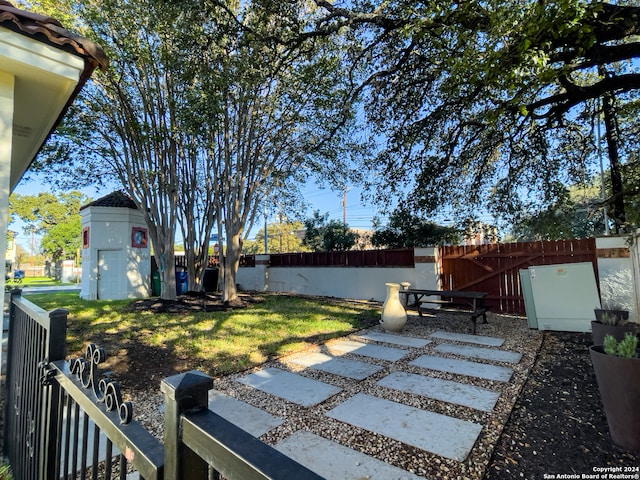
70,343,133,424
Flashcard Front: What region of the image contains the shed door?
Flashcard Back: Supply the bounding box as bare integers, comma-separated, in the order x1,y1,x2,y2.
98,250,123,300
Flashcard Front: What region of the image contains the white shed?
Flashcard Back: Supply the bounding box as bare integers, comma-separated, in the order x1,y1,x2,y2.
80,191,150,300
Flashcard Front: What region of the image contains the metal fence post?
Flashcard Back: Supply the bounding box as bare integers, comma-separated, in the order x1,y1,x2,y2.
42,307,68,480
161,370,213,480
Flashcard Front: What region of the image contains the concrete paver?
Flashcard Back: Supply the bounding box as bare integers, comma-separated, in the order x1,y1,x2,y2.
327,339,409,361
377,371,501,412
355,332,432,348
208,390,283,437
326,393,483,462
236,367,342,407
429,331,505,347
435,343,522,363
410,355,514,382
288,352,384,380
275,430,426,480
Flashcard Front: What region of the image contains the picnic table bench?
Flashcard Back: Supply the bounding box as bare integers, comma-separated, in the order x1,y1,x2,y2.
399,288,490,334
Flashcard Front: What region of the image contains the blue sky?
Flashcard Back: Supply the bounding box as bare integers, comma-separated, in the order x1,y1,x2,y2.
9,175,381,250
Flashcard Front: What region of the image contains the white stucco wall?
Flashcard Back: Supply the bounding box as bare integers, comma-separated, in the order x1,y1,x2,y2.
80,205,150,300
236,248,440,302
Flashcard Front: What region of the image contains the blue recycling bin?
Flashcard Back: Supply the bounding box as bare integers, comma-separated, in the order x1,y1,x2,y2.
176,270,188,295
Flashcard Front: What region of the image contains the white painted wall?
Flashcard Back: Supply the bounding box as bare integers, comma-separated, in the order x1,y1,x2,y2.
236,248,440,302
80,206,150,300
596,236,637,323
0,71,14,297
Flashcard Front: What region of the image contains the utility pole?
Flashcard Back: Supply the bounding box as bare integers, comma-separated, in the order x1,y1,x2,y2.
263,209,268,254
342,187,347,225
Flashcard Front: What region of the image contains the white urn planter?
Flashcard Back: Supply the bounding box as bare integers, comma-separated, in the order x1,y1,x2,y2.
380,282,407,333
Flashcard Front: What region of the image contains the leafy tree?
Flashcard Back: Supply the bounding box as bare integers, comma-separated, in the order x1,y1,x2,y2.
23,0,359,303
14,244,30,269
178,1,359,302
9,191,87,235
512,166,640,240
322,220,359,251
303,211,358,251
40,216,81,263
21,0,218,299
309,1,640,233
244,220,308,254
8,191,86,268
371,208,460,248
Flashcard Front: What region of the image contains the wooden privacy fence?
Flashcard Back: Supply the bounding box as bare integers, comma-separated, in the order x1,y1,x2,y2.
268,249,414,267
439,238,598,315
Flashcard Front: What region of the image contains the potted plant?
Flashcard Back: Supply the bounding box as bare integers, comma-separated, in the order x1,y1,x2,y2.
589,332,640,452
592,303,636,345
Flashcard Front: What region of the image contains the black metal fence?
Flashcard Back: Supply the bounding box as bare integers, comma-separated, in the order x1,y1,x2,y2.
3,290,66,480
2,290,321,480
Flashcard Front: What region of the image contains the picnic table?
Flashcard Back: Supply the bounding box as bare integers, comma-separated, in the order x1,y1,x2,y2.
399,288,490,334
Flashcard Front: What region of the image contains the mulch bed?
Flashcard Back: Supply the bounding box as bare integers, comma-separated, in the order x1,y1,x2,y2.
484,331,640,478
123,290,264,313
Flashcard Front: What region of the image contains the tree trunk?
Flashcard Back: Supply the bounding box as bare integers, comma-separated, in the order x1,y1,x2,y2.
158,245,177,301
601,83,626,233
222,232,242,303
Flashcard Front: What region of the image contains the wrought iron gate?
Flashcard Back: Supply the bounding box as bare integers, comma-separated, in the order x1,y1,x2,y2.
3,290,66,479
3,289,321,480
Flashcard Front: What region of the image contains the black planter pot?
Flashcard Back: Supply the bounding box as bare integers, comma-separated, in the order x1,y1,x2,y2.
594,308,629,323
589,345,640,452
591,320,638,346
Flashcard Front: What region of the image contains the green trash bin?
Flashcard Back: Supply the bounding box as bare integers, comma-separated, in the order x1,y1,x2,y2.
152,271,161,296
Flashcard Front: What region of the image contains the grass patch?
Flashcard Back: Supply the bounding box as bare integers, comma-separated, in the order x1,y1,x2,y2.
25,292,380,380
7,276,76,288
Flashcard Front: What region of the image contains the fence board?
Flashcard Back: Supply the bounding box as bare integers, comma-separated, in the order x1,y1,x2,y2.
439,239,598,314
265,249,414,268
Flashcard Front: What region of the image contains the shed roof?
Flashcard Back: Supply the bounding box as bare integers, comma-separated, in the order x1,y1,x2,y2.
81,191,138,211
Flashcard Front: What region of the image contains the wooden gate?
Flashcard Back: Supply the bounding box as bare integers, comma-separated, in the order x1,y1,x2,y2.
439,239,598,315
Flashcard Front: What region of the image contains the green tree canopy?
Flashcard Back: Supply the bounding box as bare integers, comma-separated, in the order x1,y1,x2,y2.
8,191,88,263
371,209,460,248
309,1,640,232
244,220,309,254
40,216,81,263
303,211,359,251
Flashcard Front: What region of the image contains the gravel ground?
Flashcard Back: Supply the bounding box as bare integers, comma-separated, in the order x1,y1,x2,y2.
129,312,542,479
128,313,640,479
3,309,639,479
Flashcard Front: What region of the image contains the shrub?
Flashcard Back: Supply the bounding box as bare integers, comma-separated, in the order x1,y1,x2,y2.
603,332,638,358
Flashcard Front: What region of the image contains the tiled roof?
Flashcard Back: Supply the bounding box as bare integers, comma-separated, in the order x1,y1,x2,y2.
80,191,138,211
0,1,108,71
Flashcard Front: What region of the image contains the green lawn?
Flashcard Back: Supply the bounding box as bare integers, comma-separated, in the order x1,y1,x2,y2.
25,292,380,378
8,276,76,288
